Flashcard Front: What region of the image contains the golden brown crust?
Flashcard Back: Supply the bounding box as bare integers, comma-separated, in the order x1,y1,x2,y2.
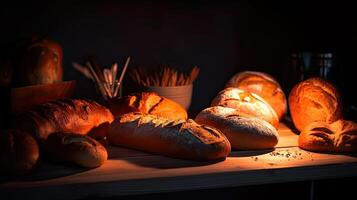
107,113,231,161
299,120,357,153
211,87,279,129
108,92,188,120
0,129,40,175
195,106,279,150
225,71,287,120
15,99,114,143
289,77,342,131
44,132,108,168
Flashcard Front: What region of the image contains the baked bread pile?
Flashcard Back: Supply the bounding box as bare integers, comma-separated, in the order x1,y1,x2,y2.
226,71,287,120
289,77,357,152
0,99,114,175
195,71,286,150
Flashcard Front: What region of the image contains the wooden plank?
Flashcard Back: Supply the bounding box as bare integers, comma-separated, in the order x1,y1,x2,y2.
2,123,357,200
2,146,357,199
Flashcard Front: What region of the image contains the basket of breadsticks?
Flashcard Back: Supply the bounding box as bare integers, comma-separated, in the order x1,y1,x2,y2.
129,66,200,110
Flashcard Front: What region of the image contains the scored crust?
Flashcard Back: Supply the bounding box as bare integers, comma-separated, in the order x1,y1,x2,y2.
108,112,231,161
225,71,287,120
299,120,357,153
211,87,279,128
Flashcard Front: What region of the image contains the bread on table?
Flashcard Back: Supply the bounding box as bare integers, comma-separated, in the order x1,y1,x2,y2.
289,77,342,131
45,132,108,168
15,99,114,143
107,112,231,161
299,120,357,153
225,71,287,120
0,129,40,175
211,87,279,128
108,92,188,120
195,106,279,150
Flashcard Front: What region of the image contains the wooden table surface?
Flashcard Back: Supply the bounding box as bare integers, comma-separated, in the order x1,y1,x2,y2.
1,123,357,199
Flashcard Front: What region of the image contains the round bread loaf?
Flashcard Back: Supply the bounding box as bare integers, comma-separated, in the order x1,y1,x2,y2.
107,113,231,161
18,38,63,85
108,92,188,120
211,87,279,128
44,132,108,168
289,77,342,131
225,71,287,120
0,129,40,175
195,106,279,150
299,119,357,153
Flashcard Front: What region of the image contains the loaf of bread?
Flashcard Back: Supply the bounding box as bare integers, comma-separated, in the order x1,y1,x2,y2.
299,120,357,153
107,113,231,161
289,77,342,131
0,129,40,175
225,71,287,120
44,132,107,168
108,92,188,120
195,106,279,150
15,99,114,143
211,87,279,128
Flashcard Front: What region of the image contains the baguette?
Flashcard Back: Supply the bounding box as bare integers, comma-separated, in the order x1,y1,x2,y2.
15,99,114,143
45,132,108,168
196,106,279,150
107,113,231,161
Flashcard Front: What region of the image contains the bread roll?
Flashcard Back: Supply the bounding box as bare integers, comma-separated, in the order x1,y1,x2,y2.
0,129,40,175
211,87,279,128
195,106,279,150
44,132,107,168
18,38,63,86
108,92,188,120
107,113,231,161
289,77,342,131
15,99,114,143
299,120,357,153
225,71,287,120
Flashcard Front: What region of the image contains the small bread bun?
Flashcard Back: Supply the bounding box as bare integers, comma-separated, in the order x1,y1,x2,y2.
289,77,342,131
195,106,279,150
108,92,188,120
211,87,279,128
44,132,108,168
0,129,40,175
225,71,287,120
299,120,357,153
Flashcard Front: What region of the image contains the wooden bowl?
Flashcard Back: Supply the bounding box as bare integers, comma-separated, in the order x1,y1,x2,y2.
10,80,76,113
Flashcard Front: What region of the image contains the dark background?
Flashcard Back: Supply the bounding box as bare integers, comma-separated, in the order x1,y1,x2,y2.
1,1,356,116
1,1,357,199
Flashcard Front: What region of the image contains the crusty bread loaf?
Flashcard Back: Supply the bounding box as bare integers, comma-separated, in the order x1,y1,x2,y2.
195,106,279,150
44,132,108,168
289,77,342,131
225,71,287,120
107,92,188,120
107,113,231,161
0,129,40,175
15,99,114,143
299,120,357,153
211,87,279,128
